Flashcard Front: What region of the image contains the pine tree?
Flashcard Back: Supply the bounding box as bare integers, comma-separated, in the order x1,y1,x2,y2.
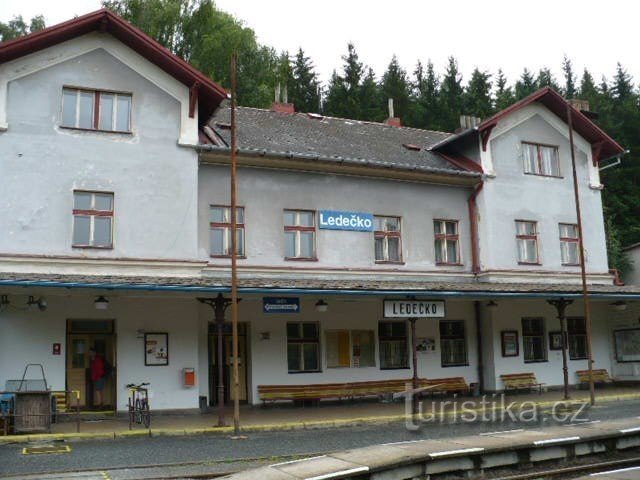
361,67,384,122
494,69,515,111
579,69,598,101
408,60,440,129
289,48,320,113
561,55,576,98
536,67,559,91
515,68,536,99
380,55,411,121
323,43,365,119
463,68,492,120
612,62,633,101
439,56,464,131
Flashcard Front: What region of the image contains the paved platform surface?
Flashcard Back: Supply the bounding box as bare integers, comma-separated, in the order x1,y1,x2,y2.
222,416,640,479
2,397,640,479
2,386,639,444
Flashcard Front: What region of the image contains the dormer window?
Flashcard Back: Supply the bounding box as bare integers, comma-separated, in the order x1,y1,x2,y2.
62,87,132,133
522,142,560,177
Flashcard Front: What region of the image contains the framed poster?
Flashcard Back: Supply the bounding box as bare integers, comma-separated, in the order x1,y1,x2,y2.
501,331,519,357
144,332,169,366
416,338,435,352
549,331,564,351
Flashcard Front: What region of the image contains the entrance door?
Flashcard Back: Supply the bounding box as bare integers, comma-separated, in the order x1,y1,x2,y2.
209,323,248,404
66,320,115,409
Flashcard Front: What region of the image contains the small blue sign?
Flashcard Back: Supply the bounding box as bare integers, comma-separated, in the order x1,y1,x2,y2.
318,210,374,232
263,297,300,314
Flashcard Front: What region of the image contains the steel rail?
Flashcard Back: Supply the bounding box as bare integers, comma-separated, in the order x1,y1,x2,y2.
495,456,640,480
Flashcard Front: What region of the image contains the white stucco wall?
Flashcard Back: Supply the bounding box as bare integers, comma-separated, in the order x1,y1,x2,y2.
0,293,202,411
0,46,199,261
477,106,609,277
199,165,475,273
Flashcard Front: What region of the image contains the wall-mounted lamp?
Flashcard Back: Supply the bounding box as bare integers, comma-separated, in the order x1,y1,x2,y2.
94,296,109,310
315,299,329,313
486,300,498,308
27,296,47,311
610,301,627,312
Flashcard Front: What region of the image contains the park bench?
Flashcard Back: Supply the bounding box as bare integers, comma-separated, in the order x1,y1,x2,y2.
258,377,470,404
500,373,545,394
576,369,612,385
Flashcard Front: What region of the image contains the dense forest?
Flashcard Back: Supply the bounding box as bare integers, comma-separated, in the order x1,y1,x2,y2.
2,0,639,273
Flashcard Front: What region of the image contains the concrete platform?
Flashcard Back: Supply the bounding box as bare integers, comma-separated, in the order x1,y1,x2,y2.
221,416,640,479
1,386,639,444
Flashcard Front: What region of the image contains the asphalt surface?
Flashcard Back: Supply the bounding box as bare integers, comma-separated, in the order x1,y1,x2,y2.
1,398,640,478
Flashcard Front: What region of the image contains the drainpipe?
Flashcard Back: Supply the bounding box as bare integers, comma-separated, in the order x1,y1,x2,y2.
468,181,484,275
468,182,484,392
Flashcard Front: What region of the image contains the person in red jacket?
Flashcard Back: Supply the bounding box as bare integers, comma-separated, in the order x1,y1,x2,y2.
89,347,106,408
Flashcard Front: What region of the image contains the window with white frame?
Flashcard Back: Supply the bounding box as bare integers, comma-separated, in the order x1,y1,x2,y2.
522,142,560,177
209,206,245,257
326,330,375,368
287,322,320,372
516,220,539,264
374,215,402,262
440,320,468,367
62,87,132,132
379,321,408,369
284,210,315,259
522,317,547,362
559,223,580,265
72,191,114,248
434,219,460,265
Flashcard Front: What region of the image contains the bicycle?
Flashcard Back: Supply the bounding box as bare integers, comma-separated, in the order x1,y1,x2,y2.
126,382,150,429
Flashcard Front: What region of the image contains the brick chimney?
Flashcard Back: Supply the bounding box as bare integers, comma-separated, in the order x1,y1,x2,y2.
385,98,402,127
270,82,295,114
568,98,590,112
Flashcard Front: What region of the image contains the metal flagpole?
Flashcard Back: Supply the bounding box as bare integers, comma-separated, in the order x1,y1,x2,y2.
230,52,241,434
566,103,596,406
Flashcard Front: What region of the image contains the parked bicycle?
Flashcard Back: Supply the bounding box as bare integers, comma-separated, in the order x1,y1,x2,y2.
126,382,150,429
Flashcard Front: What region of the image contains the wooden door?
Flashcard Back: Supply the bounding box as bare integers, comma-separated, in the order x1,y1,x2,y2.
209,324,247,404
67,335,90,407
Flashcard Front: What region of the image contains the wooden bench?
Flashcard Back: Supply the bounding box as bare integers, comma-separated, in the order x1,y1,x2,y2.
258,377,470,404
576,369,612,385
419,377,470,396
500,373,545,394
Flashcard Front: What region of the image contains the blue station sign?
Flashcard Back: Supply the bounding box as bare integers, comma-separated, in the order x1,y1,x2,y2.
318,210,374,232
263,297,300,314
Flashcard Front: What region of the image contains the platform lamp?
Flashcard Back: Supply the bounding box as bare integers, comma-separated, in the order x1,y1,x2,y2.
94,296,109,310
315,299,329,312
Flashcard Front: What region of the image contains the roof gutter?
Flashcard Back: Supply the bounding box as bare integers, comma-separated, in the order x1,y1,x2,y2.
195,144,482,179
0,278,637,299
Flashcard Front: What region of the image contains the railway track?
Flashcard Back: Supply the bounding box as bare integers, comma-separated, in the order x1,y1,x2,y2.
494,455,640,479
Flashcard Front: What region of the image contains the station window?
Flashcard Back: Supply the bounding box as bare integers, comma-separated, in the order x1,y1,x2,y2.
516,220,539,264
559,223,580,266
284,210,316,260
440,320,468,367
287,322,320,373
62,87,132,132
72,191,114,248
210,206,245,257
326,330,375,368
568,317,588,360
522,142,560,177
379,322,408,369
374,215,402,263
434,219,460,265
522,317,547,362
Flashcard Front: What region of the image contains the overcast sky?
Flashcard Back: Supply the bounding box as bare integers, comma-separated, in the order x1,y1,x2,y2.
2,0,638,89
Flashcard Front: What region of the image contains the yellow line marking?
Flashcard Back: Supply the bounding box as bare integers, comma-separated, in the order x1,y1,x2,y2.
21,445,72,455
101,471,111,480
